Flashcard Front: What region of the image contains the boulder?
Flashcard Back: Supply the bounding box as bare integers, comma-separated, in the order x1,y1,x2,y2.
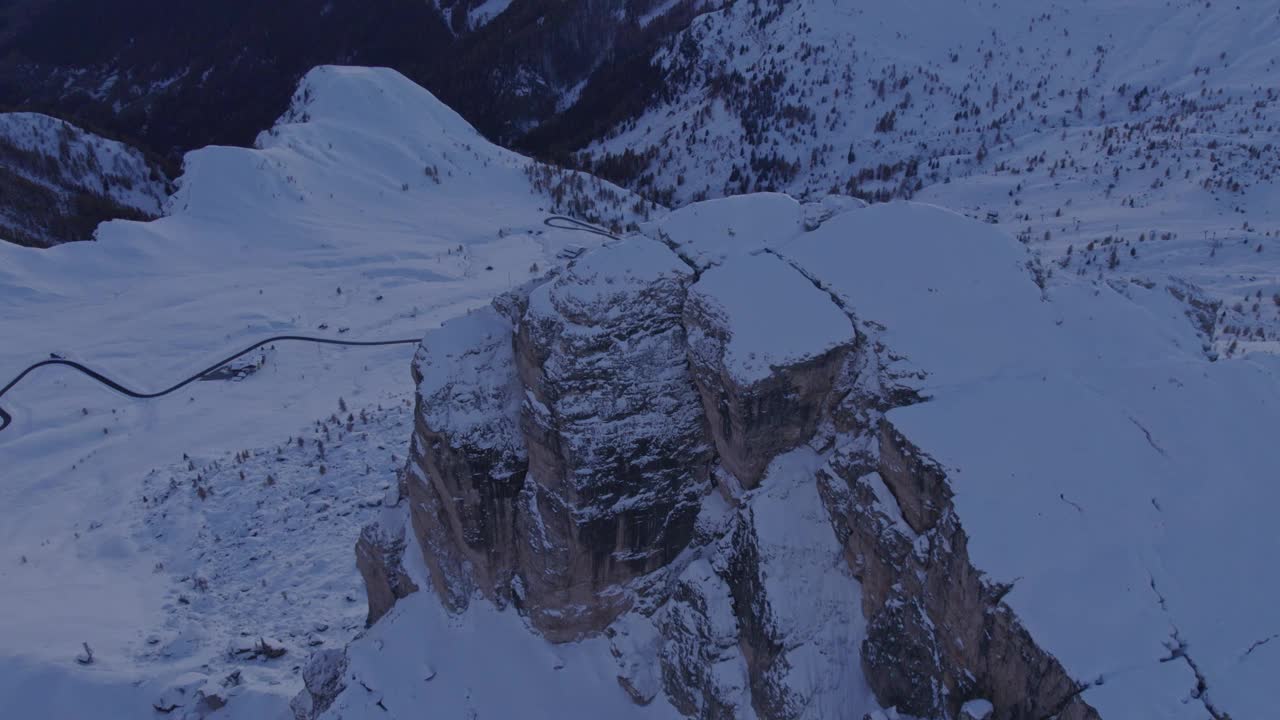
290,649,349,720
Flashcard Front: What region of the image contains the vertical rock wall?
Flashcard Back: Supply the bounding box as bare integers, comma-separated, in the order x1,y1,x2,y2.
352,224,1103,719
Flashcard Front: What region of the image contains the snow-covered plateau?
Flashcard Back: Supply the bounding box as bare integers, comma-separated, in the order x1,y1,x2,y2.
2,64,1276,720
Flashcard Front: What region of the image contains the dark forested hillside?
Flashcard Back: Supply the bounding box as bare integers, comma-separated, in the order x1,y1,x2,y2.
0,0,455,155
0,0,721,245
0,0,712,161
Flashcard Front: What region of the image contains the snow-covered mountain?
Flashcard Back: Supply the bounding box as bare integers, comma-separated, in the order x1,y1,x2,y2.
0,0,456,155
3,64,1276,720
0,0,706,156
12,0,1278,357
314,190,1278,720
0,112,170,246
2,4,1278,718
9,0,1279,216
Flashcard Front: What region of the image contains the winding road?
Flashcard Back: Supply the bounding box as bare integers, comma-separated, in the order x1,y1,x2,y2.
0,215,618,433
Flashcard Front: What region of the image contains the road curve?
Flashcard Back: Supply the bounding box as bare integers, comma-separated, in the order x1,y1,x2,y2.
543,215,619,239
0,335,421,433
0,215,619,433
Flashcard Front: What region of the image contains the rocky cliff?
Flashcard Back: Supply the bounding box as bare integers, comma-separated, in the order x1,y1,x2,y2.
312,193,1280,720
322,198,1119,720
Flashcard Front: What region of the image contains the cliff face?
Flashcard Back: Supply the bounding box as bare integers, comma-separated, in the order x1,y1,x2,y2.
400,240,715,641
402,306,528,614
511,239,713,639
818,416,1096,719
345,200,1113,719
683,252,855,490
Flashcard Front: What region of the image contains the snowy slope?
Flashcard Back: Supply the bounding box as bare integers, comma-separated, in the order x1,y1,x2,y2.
0,113,165,216
0,66,650,718
315,591,679,720
778,201,1280,718
0,112,169,246
578,0,1280,359
2,49,1276,719
588,0,1279,204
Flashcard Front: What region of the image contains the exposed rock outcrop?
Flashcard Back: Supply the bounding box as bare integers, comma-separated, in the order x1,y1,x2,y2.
653,558,752,719
818,416,1098,720
352,206,1109,719
355,509,418,627
400,240,714,640
290,649,349,720
405,306,527,612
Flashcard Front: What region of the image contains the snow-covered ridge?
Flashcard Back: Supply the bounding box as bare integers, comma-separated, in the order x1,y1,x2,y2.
0,112,169,246
590,0,1280,204
1,57,1274,720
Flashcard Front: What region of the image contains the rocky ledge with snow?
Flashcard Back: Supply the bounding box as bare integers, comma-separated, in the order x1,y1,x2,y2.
314,195,1279,719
